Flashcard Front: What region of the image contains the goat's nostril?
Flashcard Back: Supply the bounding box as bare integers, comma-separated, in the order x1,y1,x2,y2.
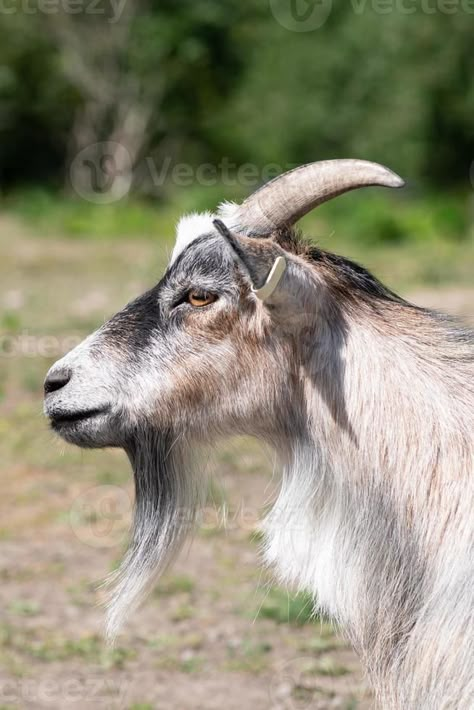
44,369,72,394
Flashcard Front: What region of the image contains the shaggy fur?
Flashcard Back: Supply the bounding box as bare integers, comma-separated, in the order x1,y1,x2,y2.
264,235,474,707
44,212,474,709
104,430,201,641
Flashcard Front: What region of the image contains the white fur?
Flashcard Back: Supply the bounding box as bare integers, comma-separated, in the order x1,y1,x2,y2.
263,314,474,709
171,212,216,263
170,203,244,264
45,203,474,708
216,201,244,232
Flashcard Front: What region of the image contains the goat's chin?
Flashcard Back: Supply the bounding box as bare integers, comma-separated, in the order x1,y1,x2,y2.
102,427,203,642
49,410,124,449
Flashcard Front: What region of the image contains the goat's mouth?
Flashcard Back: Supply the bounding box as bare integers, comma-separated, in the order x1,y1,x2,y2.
50,406,109,428
48,406,116,447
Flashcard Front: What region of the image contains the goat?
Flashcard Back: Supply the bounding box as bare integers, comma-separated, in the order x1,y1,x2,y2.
44,160,474,709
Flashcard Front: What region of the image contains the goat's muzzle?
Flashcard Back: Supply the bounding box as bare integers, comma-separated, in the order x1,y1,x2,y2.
44,361,117,448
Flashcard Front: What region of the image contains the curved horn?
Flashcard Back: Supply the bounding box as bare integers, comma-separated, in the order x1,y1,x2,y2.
219,159,405,236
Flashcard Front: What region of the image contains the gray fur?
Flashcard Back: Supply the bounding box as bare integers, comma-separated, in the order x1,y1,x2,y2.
44,218,474,709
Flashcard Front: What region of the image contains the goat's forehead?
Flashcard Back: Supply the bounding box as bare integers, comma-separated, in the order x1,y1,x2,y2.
164,233,232,288
170,211,218,265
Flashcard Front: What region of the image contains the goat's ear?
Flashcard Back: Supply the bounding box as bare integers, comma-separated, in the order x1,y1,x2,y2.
213,219,289,300
214,221,314,329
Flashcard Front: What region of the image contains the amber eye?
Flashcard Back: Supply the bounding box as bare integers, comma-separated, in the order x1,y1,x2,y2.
187,290,217,307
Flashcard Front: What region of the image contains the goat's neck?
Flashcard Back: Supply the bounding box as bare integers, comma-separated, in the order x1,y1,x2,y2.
263,302,473,706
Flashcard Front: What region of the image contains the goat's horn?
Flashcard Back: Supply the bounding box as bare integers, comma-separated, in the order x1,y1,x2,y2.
228,159,405,235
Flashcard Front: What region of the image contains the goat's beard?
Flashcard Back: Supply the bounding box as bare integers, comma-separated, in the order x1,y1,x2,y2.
103,427,203,642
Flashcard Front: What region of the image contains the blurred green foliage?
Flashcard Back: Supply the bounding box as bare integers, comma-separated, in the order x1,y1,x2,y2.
4,182,473,248
0,1,472,192
0,1,473,280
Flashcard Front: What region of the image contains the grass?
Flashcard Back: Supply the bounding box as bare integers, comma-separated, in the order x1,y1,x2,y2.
3,185,473,291
170,604,195,622
254,587,317,626
301,190,474,291
179,654,205,673
315,656,350,677
2,188,176,241
154,574,195,596
147,632,204,653
299,625,342,654
224,639,272,673
0,624,135,669
66,579,97,608
0,195,470,708
7,599,41,617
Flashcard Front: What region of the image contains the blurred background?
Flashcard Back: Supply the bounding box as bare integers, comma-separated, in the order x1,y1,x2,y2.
0,2,473,709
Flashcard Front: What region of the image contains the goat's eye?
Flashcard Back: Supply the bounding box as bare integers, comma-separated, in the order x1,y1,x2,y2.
187,291,217,308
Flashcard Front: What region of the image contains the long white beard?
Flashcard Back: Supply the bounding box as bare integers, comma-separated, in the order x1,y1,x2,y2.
103,428,203,641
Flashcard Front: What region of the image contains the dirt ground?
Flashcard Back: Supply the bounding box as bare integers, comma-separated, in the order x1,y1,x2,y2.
0,220,472,710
